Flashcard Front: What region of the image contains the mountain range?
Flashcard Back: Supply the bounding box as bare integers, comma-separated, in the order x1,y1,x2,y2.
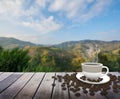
0,37,36,49
0,37,120,56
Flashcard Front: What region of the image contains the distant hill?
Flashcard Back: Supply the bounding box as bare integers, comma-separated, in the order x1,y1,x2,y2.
54,40,120,59
54,40,120,50
0,37,120,57
0,37,36,49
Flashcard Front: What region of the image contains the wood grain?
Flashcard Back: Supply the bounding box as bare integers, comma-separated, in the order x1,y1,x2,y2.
0,72,3,75
66,72,89,99
0,72,13,82
52,73,69,99
0,73,34,99
33,73,55,99
105,72,120,99
0,73,23,93
0,72,119,99
15,73,45,99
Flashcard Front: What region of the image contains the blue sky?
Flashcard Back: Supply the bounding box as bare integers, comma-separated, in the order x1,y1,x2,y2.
0,0,120,44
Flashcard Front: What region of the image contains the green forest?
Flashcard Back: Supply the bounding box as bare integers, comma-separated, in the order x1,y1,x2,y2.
0,46,120,72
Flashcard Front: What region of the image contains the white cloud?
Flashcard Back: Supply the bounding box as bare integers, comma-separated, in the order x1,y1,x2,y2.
49,0,67,11
0,0,113,21
21,16,62,34
49,0,112,20
0,0,23,17
80,0,112,21
0,0,41,19
0,0,113,35
36,0,49,8
0,0,112,23
49,0,87,18
0,0,62,34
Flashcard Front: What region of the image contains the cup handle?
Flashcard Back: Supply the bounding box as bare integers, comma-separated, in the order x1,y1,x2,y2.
102,66,109,75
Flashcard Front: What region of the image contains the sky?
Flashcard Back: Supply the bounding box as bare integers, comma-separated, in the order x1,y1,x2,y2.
0,0,120,44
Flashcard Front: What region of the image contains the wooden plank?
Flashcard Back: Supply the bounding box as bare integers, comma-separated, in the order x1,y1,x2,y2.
69,88,89,99
0,73,34,99
0,73,23,93
52,73,69,99
87,90,106,99
0,72,3,75
110,72,119,75
87,72,120,99
14,73,45,99
85,72,120,99
66,72,89,99
0,72,119,99
0,72,13,82
69,72,120,99
33,73,55,99
117,72,119,76
105,72,120,99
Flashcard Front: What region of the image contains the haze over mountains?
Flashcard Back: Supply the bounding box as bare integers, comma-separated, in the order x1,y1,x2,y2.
0,37,120,58
0,37,36,49
0,37,120,51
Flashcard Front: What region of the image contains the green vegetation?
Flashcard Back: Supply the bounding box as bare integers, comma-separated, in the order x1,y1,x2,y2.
0,47,30,72
0,39,120,72
0,46,84,72
24,46,84,72
98,52,120,72
0,45,119,72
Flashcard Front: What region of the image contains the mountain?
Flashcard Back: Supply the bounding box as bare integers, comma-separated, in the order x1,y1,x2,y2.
23,40,120,72
54,40,120,50
0,37,36,49
54,40,120,51
0,37,120,56
53,40,120,59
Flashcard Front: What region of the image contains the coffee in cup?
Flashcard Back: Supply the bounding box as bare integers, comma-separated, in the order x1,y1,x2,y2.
81,62,109,80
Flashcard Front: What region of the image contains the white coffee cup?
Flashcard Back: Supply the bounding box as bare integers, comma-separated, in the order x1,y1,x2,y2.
81,62,109,80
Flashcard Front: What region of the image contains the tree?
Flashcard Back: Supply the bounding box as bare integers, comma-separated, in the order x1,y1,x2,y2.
0,46,3,56
0,46,3,52
0,48,30,72
98,52,108,65
117,56,120,72
118,50,120,55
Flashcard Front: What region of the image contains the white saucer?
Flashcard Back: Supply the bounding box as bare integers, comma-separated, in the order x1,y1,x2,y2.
76,73,110,84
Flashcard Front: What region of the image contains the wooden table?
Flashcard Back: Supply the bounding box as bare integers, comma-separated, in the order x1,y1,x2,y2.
0,72,119,99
